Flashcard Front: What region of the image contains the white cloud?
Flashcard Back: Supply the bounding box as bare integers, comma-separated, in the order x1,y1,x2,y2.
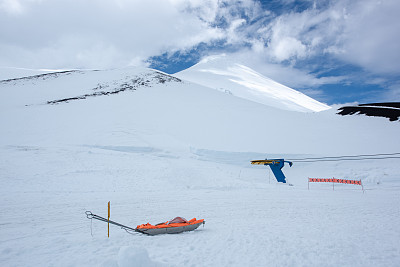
226,49,348,90
338,0,400,75
257,3,348,63
256,0,400,76
0,0,266,69
0,0,23,14
0,0,229,69
226,19,247,43
269,36,307,62
169,0,220,23
384,83,400,100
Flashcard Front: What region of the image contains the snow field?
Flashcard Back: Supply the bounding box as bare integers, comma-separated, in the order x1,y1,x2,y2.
1,66,399,266
1,145,399,266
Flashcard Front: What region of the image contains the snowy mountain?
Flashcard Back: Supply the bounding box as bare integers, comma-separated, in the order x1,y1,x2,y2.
175,55,331,112
1,66,397,154
1,66,399,266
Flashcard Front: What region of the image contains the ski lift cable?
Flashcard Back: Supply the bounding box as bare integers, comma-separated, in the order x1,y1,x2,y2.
287,152,400,161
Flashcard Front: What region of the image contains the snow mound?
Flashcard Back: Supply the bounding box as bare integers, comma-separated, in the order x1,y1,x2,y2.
118,247,161,267
175,54,330,112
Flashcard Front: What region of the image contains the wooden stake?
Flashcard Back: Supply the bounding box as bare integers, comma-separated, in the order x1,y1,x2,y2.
108,201,110,238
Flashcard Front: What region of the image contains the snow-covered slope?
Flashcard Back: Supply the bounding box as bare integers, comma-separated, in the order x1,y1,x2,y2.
1,67,399,266
175,55,331,112
0,67,69,80
0,66,397,154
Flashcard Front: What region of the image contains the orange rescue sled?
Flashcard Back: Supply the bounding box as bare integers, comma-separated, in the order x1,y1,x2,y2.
85,211,205,236
136,217,205,235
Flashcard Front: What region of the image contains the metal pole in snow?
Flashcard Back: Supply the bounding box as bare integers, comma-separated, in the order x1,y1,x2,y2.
361,180,364,194
308,177,309,190
269,169,271,184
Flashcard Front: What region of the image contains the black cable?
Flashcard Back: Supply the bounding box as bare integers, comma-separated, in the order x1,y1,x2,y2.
288,152,400,161
291,156,400,163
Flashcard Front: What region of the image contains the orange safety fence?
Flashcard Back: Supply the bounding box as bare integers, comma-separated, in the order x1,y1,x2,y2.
308,178,362,185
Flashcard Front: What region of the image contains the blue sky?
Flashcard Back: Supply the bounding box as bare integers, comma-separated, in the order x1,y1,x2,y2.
1,0,399,105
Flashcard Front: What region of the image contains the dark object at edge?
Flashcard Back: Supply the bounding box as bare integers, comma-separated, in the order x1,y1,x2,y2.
337,102,400,121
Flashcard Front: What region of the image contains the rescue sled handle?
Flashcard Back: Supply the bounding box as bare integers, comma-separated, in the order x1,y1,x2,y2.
85,211,138,232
